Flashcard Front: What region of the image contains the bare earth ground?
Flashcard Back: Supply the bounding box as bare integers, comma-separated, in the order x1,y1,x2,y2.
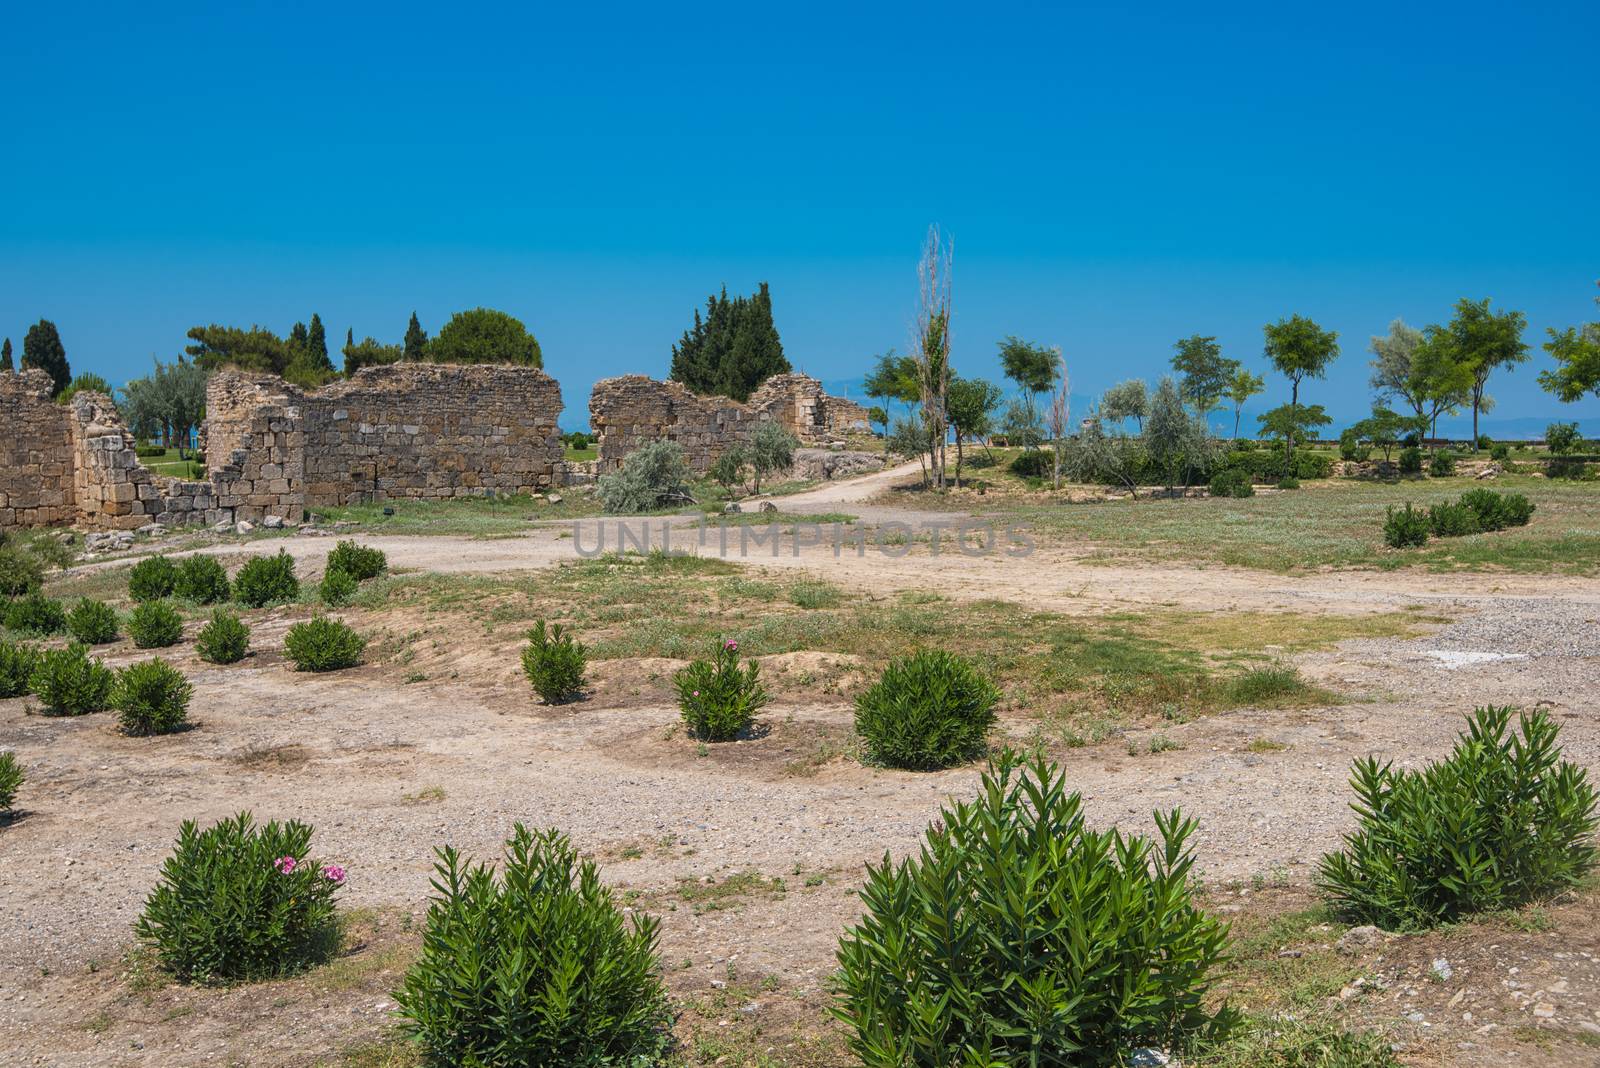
3,462,1599,1066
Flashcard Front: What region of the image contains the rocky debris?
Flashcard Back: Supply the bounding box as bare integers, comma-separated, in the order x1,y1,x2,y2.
82,530,136,553
788,448,885,482
1128,1050,1174,1067
262,514,285,529
759,501,779,513
1337,925,1389,955
235,520,255,535
1475,462,1503,479
723,502,742,514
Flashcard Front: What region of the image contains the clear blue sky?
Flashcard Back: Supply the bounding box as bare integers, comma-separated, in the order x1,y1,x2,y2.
3,1,1597,434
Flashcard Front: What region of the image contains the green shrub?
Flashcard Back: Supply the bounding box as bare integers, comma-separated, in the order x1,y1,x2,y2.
319,567,358,606
1338,429,1370,462
0,641,39,697
135,812,344,983
4,591,66,636
1489,442,1510,461
1545,420,1582,454
1008,449,1054,479
1208,467,1254,499
394,824,672,1067
521,621,587,704
1382,503,1429,549
1276,476,1300,490
1429,450,1456,477
1228,664,1313,705
128,600,184,648
1318,706,1598,930
128,555,179,602
1458,488,1534,531
597,440,695,514
834,751,1236,1066
134,443,166,458
115,658,194,736
196,609,251,664
283,617,365,672
29,644,115,716
233,550,299,608
66,598,120,644
1397,446,1423,475
1547,456,1589,480
1476,433,1493,451
174,555,230,603
0,546,44,598
854,649,999,770
0,750,21,812
674,637,768,741
1427,501,1480,538
326,540,387,582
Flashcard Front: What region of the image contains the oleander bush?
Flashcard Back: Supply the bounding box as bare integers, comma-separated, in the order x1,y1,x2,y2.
326,540,387,582
1275,476,1300,490
66,598,120,645
30,644,115,716
394,824,672,1068
135,812,345,983
0,750,21,813
521,621,587,704
196,609,251,664
0,640,39,697
1397,446,1424,475
319,567,358,607
1426,500,1481,538
115,658,194,736
674,637,767,741
128,555,179,602
233,550,299,608
1490,442,1511,461
128,600,184,648
0,546,45,598
854,649,1000,770
174,555,230,604
1008,449,1054,479
1208,467,1254,499
1382,503,1429,549
1318,706,1599,930
834,750,1236,1066
283,617,365,672
1429,450,1456,477
4,592,66,636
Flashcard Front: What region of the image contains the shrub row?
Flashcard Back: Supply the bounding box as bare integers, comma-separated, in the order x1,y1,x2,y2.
1384,489,1535,549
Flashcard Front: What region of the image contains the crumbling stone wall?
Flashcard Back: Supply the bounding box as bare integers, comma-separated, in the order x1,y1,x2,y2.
0,370,75,527
69,392,222,529
589,372,872,473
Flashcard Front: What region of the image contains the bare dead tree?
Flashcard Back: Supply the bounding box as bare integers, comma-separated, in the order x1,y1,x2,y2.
914,226,953,490
1045,348,1070,490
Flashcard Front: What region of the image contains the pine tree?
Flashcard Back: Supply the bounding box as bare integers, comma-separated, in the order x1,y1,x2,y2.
403,312,428,361
307,313,331,372
1,337,12,372
22,319,71,395
669,282,789,400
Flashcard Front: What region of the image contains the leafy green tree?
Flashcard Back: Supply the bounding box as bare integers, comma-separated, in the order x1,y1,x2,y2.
748,421,799,493
946,376,1003,485
866,405,889,436
120,357,208,451
1257,403,1332,453
1224,368,1264,440
1146,376,1214,490
1368,319,1429,424
1101,379,1148,432
1428,298,1528,444
1410,331,1474,442
1170,335,1237,425
429,308,542,367
863,350,920,423
668,283,788,400
1346,406,1411,461
1539,282,1600,403
997,336,1058,448
342,329,403,375
1,337,12,372
306,313,331,372
22,319,71,396
1262,314,1339,462
403,311,428,361
185,324,290,374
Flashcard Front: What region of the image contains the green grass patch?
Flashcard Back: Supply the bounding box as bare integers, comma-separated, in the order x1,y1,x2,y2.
317,491,604,535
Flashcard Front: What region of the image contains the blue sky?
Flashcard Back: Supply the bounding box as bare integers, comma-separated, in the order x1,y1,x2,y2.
3,2,1597,434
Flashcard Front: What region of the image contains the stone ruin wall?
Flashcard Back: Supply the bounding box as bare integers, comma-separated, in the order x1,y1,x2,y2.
1,371,75,527
589,372,874,473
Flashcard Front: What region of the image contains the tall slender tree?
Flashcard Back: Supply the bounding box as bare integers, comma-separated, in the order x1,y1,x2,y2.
403,312,429,361
1225,368,1264,440
1261,314,1340,463
1426,298,1528,443
22,319,71,396
0,337,12,372
997,336,1059,450
306,313,331,373
1170,335,1237,427
1368,319,1428,425
946,376,1002,487
913,227,953,489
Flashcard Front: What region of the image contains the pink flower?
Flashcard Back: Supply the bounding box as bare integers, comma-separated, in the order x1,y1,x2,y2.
321,864,347,886
724,639,738,652
693,690,700,697
274,855,297,875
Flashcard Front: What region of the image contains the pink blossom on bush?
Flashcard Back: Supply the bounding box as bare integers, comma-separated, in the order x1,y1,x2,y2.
321,864,346,885
274,855,297,874
724,638,738,652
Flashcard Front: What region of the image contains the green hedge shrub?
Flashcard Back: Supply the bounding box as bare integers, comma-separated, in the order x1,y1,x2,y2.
394,824,672,1067
1397,446,1424,475
1427,501,1480,538
128,555,179,602
319,567,358,607
1382,503,1429,549
115,658,194,736
128,600,184,648
1490,442,1511,461
834,751,1236,1065
1224,447,1332,483
521,621,587,704
674,637,767,741
1545,421,1582,454
1429,450,1456,477
283,617,365,672
1208,468,1254,498
1008,450,1054,479
326,540,387,582
1276,476,1300,490
233,550,299,608
0,750,21,812
135,812,344,983
0,546,44,597
1547,457,1590,480
66,598,120,645
1338,429,1371,462
854,650,999,770
1318,706,1599,930
30,644,115,716
196,609,251,664
0,641,39,697
4,592,66,636
174,555,230,604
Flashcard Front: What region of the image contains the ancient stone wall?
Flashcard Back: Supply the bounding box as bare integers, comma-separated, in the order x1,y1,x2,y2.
68,392,223,530
0,370,75,527
589,372,872,473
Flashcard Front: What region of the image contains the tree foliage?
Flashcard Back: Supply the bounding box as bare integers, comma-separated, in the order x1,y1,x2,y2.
121,357,207,448
1146,376,1215,489
1224,368,1264,440
22,319,71,396
186,324,291,374
996,337,1058,449
1262,314,1339,458
1426,298,1528,443
1101,378,1149,431
1170,334,1238,420
403,311,429,362
342,330,402,376
427,307,542,367
0,337,12,372
668,283,788,401
1539,282,1600,403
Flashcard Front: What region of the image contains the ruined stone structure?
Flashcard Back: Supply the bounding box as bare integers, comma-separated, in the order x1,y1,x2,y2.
0,363,564,531
588,372,873,472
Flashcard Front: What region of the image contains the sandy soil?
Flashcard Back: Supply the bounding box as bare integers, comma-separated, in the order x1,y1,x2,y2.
4,462,1599,1066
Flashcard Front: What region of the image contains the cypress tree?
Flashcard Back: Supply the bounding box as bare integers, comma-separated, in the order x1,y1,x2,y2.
307,314,331,372
403,312,428,361
22,319,71,395
669,282,789,400
1,337,12,372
